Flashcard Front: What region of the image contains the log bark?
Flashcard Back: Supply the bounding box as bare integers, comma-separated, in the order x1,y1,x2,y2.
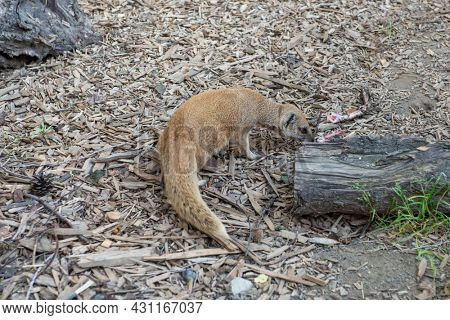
0,0,99,68
294,135,449,216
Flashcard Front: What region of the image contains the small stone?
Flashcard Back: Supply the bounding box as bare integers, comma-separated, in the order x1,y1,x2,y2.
101,239,112,248
0,267,16,279
166,108,177,116
197,179,207,187
106,211,121,221
296,268,306,277
230,277,253,295
155,83,166,95
182,268,197,284
329,280,337,291
339,287,348,296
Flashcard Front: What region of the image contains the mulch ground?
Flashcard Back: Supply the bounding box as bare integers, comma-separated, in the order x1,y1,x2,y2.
0,0,448,300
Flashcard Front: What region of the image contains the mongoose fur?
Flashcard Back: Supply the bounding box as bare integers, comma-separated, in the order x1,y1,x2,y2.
158,87,313,250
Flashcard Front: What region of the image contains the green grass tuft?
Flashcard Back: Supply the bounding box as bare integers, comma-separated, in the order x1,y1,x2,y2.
362,173,449,236
31,123,52,137
417,249,439,278
381,21,396,36
387,174,449,235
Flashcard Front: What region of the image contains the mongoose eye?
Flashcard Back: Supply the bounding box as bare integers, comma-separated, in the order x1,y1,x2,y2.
300,127,309,134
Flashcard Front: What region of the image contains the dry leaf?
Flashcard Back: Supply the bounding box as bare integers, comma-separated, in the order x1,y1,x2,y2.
308,237,339,245
380,58,390,68
106,211,122,221
417,258,427,281
253,274,269,285
345,106,359,115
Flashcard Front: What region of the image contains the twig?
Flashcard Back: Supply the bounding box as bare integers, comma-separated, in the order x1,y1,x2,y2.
242,68,311,94
219,54,263,69
74,247,240,268
73,143,126,163
261,169,279,196
326,86,371,124
246,196,277,256
204,189,253,216
92,150,142,163
41,230,59,276
23,192,74,228
0,166,33,182
0,84,20,97
244,264,317,286
128,165,160,182
25,253,56,300
229,237,265,266
268,244,316,265
66,279,96,300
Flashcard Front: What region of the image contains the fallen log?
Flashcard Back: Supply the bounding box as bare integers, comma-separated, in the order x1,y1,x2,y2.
0,0,99,68
294,135,449,216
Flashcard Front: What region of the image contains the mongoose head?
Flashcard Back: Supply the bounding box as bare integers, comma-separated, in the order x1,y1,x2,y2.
279,104,314,142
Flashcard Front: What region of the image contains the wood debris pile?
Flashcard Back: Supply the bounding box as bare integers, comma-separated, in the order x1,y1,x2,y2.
0,0,448,299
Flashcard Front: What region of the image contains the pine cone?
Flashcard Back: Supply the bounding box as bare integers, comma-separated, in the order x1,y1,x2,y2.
29,173,53,196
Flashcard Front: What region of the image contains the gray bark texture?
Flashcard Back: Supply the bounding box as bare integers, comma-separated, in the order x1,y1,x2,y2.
0,0,99,68
294,135,449,216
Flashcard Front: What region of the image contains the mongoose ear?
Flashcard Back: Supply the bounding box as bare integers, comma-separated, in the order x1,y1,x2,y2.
282,112,298,128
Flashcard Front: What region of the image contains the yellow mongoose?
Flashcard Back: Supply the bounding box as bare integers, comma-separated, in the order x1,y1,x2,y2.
158,87,313,250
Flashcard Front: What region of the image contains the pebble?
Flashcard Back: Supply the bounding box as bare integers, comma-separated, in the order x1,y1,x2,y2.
182,268,197,284
339,287,348,296
230,277,253,296
296,268,306,277
106,211,121,221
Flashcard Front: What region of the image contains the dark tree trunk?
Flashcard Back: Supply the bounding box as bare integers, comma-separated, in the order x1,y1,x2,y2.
0,0,99,68
294,135,449,216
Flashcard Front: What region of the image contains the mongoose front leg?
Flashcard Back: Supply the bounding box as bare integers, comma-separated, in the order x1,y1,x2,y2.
239,129,259,160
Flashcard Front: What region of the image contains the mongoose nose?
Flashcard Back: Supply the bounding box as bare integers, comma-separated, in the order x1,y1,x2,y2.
302,127,314,142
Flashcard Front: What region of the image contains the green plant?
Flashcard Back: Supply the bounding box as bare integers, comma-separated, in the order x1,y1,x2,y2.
356,184,386,225
361,190,378,221
387,174,449,235
31,122,52,137
417,249,438,278
361,173,449,236
381,21,395,36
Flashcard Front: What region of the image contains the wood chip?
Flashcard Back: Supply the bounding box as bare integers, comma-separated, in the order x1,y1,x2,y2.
245,264,317,286
308,237,339,246
74,248,239,268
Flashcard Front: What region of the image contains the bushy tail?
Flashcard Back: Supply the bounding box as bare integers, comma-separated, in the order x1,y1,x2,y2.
164,172,237,250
